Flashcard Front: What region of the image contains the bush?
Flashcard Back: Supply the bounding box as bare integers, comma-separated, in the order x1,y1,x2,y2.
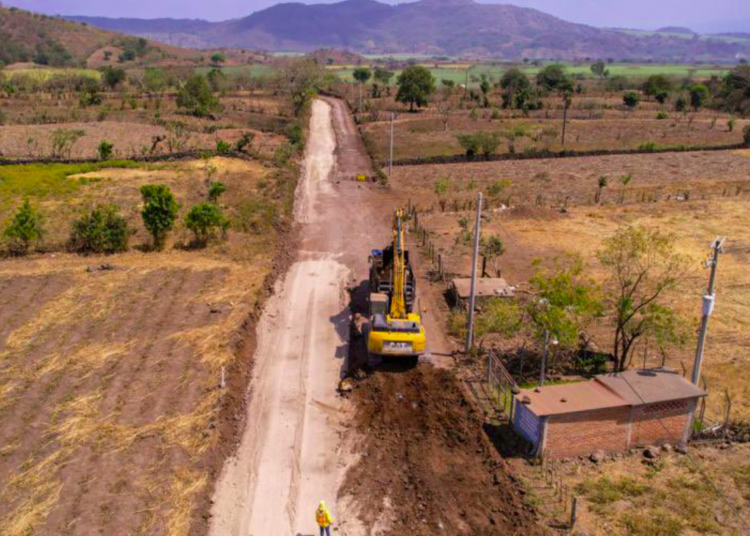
638,141,659,152
69,204,130,254
208,181,226,203
103,66,127,89
215,139,232,155
176,75,220,117
185,202,228,246
98,140,114,160
3,199,44,255
235,131,255,152
623,91,640,109
656,110,669,120
140,184,179,250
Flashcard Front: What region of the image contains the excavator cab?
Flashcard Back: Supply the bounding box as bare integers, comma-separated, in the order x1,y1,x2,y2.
366,210,426,362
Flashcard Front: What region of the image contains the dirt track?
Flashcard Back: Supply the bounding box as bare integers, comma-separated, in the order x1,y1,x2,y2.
208,98,544,535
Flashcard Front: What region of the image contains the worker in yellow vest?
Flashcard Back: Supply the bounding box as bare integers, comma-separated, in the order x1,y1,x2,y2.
315,500,334,536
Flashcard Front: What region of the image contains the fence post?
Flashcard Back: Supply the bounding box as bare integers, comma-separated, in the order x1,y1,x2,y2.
570,497,578,529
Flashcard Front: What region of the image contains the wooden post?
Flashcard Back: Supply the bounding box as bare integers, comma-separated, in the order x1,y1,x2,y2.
481,256,488,278
570,497,578,528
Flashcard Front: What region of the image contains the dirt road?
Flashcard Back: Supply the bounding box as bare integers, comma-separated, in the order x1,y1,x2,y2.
208,98,386,536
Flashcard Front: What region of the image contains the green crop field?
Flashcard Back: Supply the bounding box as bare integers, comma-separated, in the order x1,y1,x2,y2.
1,68,101,83
195,64,277,78
333,61,731,86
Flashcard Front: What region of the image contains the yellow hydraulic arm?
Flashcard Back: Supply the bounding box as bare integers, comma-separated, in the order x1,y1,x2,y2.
390,209,407,319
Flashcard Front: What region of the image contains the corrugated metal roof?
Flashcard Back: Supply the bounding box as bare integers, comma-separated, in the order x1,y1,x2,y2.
451,277,515,299
516,380,627,417
515,368,707,418
595,368,707,406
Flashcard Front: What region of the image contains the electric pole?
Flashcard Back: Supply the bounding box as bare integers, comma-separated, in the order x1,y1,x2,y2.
691,237,725,386
466,192,483,352
389,112,394,179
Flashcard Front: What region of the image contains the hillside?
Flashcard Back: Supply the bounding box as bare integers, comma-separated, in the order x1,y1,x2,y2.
0,6,201,67
68,0,750,61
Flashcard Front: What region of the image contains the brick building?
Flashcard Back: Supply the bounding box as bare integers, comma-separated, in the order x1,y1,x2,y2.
512,369,706,459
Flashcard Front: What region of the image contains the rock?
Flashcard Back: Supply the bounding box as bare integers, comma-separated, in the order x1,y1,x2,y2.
100,263,114,271
590,450,605,464
643,446,660,459
661,443,673,453
675,443,688,455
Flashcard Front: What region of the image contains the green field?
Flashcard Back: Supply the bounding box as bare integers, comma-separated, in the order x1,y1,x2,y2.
195,64,276,78
1,68,101,83
332,61,732,86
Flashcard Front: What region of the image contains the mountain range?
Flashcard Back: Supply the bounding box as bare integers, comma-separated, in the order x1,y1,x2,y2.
68,0,750,61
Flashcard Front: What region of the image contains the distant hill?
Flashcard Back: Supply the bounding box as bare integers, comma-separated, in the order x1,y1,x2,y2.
68,0,750,61
656,26,696,35
0,6,202,68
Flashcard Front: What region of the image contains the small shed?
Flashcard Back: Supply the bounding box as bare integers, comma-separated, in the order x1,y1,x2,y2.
449,277,515,309
512,369,706,459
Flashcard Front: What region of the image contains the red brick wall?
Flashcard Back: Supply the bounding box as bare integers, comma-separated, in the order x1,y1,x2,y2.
630,400,691,447
544,407,631,459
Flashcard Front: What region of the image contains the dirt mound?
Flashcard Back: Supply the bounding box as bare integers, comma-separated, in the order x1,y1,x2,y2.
341,365,546,535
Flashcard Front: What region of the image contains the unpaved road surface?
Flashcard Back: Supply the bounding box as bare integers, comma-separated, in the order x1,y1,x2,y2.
208,99,387,535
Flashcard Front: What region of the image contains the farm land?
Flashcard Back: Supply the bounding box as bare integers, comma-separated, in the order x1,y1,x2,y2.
0,77,302,535
387,148,750,535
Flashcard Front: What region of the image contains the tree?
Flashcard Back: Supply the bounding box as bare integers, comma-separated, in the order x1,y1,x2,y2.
373,67,394,88
597,226,689,372
654,90,669,104
500,68,532,109
185,202,228,246
176,75,219,117
277,58,324,117
642,74,673,100
456,131,500,159
210,52,226,67
689,83,710,110
395,65,436,111
481,235,505,276
622,91,640,109
590,60,609,79
352,67,371,84
102,66,126,90
207,68,227,93
140,185,179,250
718,65,750,114
51,128,85,159
144,68,167,95
3,199,44,255
595,175,608,204
69,204,130,254
479,74,491,107
536,64,573,92
474,299,523,348
527,255,601,350
618,174,632,204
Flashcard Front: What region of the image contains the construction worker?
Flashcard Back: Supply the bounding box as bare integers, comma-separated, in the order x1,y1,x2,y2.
315,500,334,536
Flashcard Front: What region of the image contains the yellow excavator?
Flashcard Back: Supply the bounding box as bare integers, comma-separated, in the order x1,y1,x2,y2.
366,209,426,364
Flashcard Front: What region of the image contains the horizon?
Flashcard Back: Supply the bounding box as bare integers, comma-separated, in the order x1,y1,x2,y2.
4,0,749,33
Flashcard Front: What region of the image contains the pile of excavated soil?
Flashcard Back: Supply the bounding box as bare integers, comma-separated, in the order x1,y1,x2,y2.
341,365,547,535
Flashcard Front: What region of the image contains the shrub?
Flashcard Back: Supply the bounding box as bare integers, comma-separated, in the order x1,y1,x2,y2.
235,131,255,152
176,75,220,117
140,184,179,250
69,204,130,254
656,110,669,120
208,181,226,203
102,66,126,89
98,140,114,160
51,128,85,159
215,139,232,155
3,199,44,255
638,141,659,152
623,91,640,109
185,202,228,246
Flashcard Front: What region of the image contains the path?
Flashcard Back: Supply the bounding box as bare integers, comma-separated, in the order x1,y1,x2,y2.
208,98,384,536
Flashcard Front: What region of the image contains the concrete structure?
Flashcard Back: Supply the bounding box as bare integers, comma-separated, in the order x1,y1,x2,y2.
512,369,706,459
450,277,514,309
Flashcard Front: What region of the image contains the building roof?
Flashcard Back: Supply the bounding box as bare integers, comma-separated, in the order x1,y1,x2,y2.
451,277,515,299
516,368,706,418
595,368,707,406
516,380,627,417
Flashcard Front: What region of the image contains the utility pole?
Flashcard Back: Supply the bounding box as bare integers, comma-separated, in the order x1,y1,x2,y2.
540,330,550,386
691,237,725,385
466,192,483,352
561,90,571,147
388,112,394,178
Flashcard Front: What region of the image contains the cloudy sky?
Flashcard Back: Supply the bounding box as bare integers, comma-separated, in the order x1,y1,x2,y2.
4,0,748,33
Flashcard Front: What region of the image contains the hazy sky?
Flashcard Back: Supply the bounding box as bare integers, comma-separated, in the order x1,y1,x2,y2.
5,0,748,32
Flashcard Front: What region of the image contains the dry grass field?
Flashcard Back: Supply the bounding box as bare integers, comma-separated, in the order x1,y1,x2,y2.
0,157,293,536
357,93,748,161
391,149,750,536
0,92,289,160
